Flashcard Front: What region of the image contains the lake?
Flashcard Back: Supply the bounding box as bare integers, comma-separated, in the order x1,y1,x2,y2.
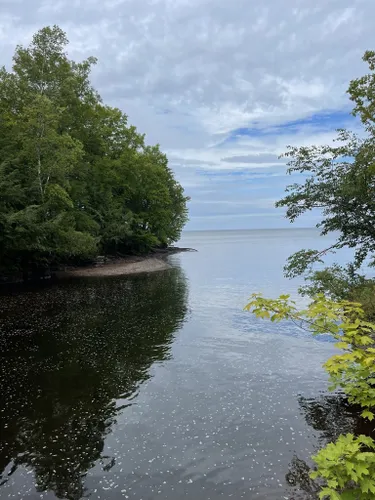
0,229,363,500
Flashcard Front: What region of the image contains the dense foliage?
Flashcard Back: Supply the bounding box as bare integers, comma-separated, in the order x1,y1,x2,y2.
0,26,188,277
245,294,375,499
310,434,375,499
299,265,375,321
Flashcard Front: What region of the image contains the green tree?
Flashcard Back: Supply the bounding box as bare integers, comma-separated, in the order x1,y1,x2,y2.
0,26,188,278
277,52,375,282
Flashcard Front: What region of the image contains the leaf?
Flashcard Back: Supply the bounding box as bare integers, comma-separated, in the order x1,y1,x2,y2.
360,478,375,493
319,487,341,500
340,491,361,500
327,479,338,488
361,410,374,421
335,342,350,349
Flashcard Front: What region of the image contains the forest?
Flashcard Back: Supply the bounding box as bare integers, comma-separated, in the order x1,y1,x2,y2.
0,26,188,279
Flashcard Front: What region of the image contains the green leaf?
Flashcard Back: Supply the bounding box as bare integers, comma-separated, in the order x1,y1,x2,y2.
335,342,350,349
319,487,341,500
361,410,374,421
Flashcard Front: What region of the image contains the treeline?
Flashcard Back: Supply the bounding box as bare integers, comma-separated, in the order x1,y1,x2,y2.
0,26,188,277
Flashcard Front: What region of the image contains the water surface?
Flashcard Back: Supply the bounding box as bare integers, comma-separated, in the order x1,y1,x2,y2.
0,229,362,499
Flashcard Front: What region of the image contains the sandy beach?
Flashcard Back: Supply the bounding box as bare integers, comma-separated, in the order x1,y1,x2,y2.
60,256,171,277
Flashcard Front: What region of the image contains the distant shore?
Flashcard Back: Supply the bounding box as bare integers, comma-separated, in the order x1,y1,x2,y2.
58,247,196,278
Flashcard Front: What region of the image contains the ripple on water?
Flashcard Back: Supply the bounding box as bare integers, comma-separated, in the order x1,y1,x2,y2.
0,229,363,499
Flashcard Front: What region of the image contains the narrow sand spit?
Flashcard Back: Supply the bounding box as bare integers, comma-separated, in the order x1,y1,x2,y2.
57,248,196,278
61,257,171,277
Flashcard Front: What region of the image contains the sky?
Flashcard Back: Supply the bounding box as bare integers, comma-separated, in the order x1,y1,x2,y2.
0,0,373,231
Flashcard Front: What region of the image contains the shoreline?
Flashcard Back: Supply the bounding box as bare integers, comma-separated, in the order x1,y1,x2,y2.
60,257,171,278
57,247,196,278
0,248,196,284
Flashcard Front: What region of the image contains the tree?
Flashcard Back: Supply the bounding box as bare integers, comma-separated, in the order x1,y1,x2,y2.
276,51,375,282
246,51,375,499
0,26,188,277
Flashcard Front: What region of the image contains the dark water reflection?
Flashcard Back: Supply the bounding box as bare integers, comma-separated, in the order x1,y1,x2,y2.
0,269,188,499
285,393,371,499
297,394,372,444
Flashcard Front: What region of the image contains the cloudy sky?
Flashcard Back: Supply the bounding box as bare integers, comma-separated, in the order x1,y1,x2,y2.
0,0,373,230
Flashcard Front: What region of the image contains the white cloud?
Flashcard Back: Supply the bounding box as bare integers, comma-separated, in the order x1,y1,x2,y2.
0,0,372,228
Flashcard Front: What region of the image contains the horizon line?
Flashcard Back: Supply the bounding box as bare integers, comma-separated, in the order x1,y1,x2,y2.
182,226,318,233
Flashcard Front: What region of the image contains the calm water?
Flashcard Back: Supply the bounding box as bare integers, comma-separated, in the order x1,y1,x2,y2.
0,229,364,500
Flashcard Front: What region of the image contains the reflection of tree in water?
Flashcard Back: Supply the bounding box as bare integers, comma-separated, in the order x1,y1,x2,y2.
297,394,375,443
286,455,320,500
0,267,188,499
286,393,375,499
